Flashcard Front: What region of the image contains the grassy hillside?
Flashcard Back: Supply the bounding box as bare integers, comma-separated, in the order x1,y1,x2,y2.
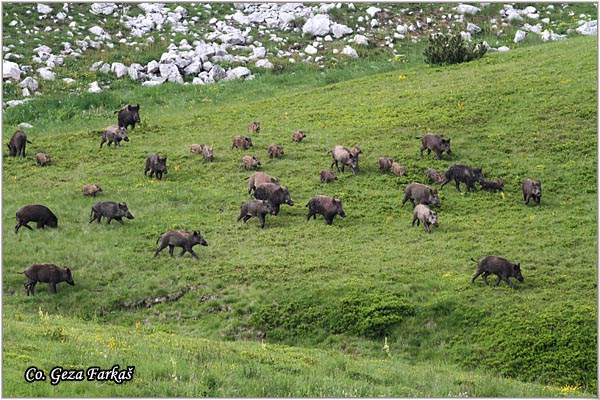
3,33,597,397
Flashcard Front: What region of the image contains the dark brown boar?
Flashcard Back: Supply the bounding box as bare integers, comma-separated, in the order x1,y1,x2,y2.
89,201,134,224
15,204,58,233
377,157,394,172
237,200,276,228
292,130,306,143
471,256,524,289
253,183,294,215
19,263,75,296
426,167,445,184
522,178,542,205
154,230,208,259
144,154,168,180
247,172,280,194
419,133,452,160
267,143,284,158
117,104,141,130
82,183,103,197
391,162,405,177
36,153,51,166
440,164,484,192
306,195,346,225
330,145,358,175
100,125,129,148
232,135,253,150
8,130,31,157
242,155,261,170
481,178,504,192
412,204,439,234
402,183,440,208
247,121,260,134
319,170,338,183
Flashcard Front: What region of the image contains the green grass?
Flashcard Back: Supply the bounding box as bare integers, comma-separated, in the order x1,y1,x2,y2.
2,31,597,397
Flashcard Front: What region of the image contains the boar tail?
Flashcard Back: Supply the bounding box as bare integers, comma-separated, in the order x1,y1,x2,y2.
470,258,478,263
26,139,33,144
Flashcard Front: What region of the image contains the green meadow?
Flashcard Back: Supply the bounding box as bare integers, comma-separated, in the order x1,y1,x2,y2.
2,27,597,397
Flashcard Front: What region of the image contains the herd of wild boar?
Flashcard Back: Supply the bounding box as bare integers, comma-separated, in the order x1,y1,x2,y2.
7,104,543,294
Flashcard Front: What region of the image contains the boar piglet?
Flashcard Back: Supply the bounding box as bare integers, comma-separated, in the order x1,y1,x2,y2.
237,200,276,229
145,154,168,180
100,125,129,148
242,155,261,170
420,133,451,160
440,164,483,192
202,145,214,162
247,121,260,134
189,144,203,154
319,169,338,183
292,130,306,143
154,230,208,259
117,104,141,130
15,204,58,233
82,183,103,197
471,256,524,289
306,195,345,225
232,135,253,150
426,167,445,185
247,172,280,194
391,162,405,177
267,143,284,158
89,201,134,224
522,178,542,205
36,153,51,166
480,178,504,192
378,157,394,172
20,263,74,296
253,183,294,215
402,183,440,208
330,146,358,175
8,130,31,157
412,204,439,234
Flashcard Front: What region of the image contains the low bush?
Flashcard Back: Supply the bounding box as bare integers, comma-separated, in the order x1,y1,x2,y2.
423,33,487,65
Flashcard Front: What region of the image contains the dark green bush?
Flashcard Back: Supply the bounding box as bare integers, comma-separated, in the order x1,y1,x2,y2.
423,33,487,65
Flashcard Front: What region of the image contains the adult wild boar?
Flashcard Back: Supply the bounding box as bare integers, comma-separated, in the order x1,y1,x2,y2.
247,121,260,134
247,172,279,194
412,204,439,234
154,230,208,259
144,154,168,180
292,130,306,143
402,183,440,208
36,153,51,166
82,183,103,197
330,145,358,175
117,104,141,130
391,162,405,177
426,167,445,185
377,157,394,172
231,135,253,150
242,155,261,170
267,143,284,158
89,201,134,224
440,164,484,192
15,204,58,233
471,256,524,289
522,178,542,205
419,133,452,160
237,199,276,228
253,183,294,215
480,178,504,192
7,129,31,157
306,195,346,225
100,125,129,148
319,169,338,183
19,263,74,296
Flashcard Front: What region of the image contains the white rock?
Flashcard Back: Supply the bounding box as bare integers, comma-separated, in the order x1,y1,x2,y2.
467,23,482,34
142,80,163,87
22,88,31,97
255,59,273,69
147,60,159,74
454,4,480,15
224,66,252,81
89,26,110,40
365,6,381,17
192,77,206,85
88,81,102,93
18,123,34,129
90,3,117,15
541,29,567,42
184,61,202,75
341,45,358,58
209,64,226,81
220,32,246,45
111,62,128,78
514,30,527,43
37,4,53,14
19,77,38,91
3,60,22,80
353,34,369,45
396,24,408,34
38,67,56,81
128,63,143,80
7,100,26,107
138,3,165,14
331,23,353,38
305,45,318,55
460,31,472,41
62,78,75,84
302,14,331,37
576,20,597,35
159,63,183,83
497,46,510,52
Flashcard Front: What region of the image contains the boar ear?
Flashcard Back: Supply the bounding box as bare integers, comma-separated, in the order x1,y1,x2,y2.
193,231,200,237
136,104,140,109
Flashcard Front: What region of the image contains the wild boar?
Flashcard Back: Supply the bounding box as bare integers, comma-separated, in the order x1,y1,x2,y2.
330,145,358,175
349,145,363,171
89,201,134,224
471,256,524,289
242,155,261,170
402,183,440,208
247,172,280,194
419,133,452,160
100,125,129,148
292,130,306,143
377,157,394,172
189,144,203,154
117,104,141,130
253,183,294,215
319,169,338,183
267,143,284,158
481,178,505,192
237,199,276,228
8,129,31,157
247,121,260,134
202,145,214,162
19,263,74,296
522,178,542,205
144,154,168,180
35,153,51,166
15,204,58,233
391,162,405,177
440,164,484,192
412,204,439,234
154,230,208,259
426,167,445,184
306,195,346,225
232,135,253,150
82,183,103,197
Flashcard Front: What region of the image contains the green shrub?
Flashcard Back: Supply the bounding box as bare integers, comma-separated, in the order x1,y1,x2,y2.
423,33,487,65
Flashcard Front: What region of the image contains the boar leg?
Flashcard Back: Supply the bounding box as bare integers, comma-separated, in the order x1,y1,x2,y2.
186,248,200,259
49,282,57,294
424,222,431,233
15,221,33,233
115,217,125,225
168,245,175,257
412,216,419,227
481,271,492,285
259,214,266,228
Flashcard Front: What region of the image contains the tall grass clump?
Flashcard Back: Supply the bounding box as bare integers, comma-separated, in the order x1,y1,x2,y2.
424,33,488,65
